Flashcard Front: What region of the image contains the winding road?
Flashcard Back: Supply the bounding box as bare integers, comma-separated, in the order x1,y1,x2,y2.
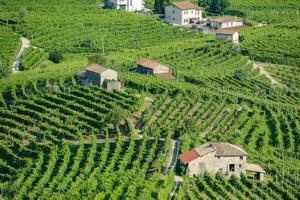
12,37,30,73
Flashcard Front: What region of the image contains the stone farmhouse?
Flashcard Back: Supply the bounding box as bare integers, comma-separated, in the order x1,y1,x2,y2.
216,29,239,44
209,17,243,29
179,142,265,181
136,58,175,79
165,1,204,25
78,64,123,91
107,0,144,11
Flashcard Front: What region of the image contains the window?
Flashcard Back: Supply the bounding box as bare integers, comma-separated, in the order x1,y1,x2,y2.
173,17,175,20
229,164,235,172
217,156,220,159
240,156,243,161
239,164,242,169
173,9,175,14
184,10,188,15
191,10,193,14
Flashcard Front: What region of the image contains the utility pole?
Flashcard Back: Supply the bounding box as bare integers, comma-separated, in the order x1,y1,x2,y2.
102,38,105,56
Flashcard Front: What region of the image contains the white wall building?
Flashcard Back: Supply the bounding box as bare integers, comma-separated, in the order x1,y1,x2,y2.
216,30,239,44
209,17,243,29
179,142,266,181
165,1,204,25
108,0,144,11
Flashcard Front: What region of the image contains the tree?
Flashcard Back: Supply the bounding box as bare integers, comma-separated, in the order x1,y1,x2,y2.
18,7,28,18
209,0,230,15
0,0,7,6
49,51,63,63
198,0,212,9
87,53,106,65
233,68,248,81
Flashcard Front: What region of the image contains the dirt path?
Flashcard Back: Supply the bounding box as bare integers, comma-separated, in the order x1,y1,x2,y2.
168,176,183,200
12,37,30,73
253,61,279,84
163,139,180,174
130,96,153,132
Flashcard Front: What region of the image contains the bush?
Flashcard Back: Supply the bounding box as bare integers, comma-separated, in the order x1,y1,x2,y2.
49,51,63,63
87,53,106,65
233,68,249,81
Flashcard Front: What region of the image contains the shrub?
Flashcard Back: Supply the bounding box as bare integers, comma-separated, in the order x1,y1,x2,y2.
49,51,63,63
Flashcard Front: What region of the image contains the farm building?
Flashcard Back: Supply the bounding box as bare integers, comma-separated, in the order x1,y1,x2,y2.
107,0,144,11
78,64,123,91
136,58,175,79
216,29,239,44
165,1,204,25
179,142,265,181
209,17,243,29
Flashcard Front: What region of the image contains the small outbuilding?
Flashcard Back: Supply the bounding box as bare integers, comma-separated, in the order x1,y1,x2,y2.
216,29,239,44
209,17,243,29
245,163,266,181
165,1,204,25
78,64,123,91
136,58,175,79
179,142,265,181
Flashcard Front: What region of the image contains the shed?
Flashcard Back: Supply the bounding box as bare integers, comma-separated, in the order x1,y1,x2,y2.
245,163,266,181
216,29,239,44
136,58,175,79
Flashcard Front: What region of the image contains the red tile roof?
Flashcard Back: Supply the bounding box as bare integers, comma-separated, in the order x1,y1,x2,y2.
179,150,199,165
171,1,204,10
86,64,107,74
209,17,242,23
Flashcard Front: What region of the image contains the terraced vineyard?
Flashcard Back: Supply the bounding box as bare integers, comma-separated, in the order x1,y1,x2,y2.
0,0,300,199
240,23,300,67
0,26,20,78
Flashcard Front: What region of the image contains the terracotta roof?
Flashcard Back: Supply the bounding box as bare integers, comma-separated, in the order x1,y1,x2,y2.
179,142,248,165
179,150,199,165
86,64,107,74
216,30,238,35
212,143,247,156
209,17,242,23
137,58,169,70
246,163,266,173
217,25,246,32
194,142,215,156
171,1,204,10
154,73,176,79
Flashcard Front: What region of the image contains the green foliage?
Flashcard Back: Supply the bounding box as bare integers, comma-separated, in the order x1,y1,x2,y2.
209,0,230,15
233,68,249,81
18,7,28,18
87,53,107,65
48,51,63,64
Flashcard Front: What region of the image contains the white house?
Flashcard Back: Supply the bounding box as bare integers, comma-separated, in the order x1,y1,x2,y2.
107,0,144,11
209,17,243,29
216,29,239,44
179,142,266,181
165,1,204,25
